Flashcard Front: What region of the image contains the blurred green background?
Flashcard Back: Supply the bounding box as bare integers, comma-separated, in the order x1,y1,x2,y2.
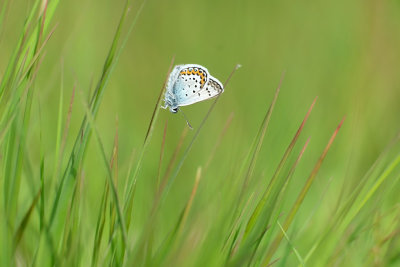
1,0,400,266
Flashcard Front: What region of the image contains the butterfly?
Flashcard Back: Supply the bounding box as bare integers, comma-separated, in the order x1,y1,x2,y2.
162,64,224,113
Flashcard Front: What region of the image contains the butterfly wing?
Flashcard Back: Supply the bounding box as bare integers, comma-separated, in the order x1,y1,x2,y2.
173,65,223,107
176,75,224,107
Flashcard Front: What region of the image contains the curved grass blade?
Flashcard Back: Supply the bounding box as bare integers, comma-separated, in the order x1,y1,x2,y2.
303,131,400,263
13,188,41,251
262,117,345,265
149,167,202,266
162,64,241,200
123,55,175,228
79,91,127,247
243,97,317,240
48,1,132,231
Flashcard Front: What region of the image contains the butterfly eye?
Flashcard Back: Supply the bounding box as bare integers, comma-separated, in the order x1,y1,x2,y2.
171,107,178,113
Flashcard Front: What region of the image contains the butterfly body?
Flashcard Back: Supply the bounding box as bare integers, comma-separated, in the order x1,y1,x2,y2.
162,64,224,113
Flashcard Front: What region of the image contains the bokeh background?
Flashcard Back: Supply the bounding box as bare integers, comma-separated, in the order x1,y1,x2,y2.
1,0,400,266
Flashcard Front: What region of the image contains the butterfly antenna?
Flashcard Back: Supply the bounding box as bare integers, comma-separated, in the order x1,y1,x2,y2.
178,108,193,130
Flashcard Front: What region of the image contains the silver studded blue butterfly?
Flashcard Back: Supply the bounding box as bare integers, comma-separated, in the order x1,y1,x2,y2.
162,64,224,113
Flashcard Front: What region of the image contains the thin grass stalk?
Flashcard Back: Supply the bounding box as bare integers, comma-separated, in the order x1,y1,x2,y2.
244,97,317,240
277,221,304,266
162,64,241,200
123,56,175,229
53,60,65,181
4,6,51,230
157,119,168,189
343,153,400,229
150,167,203,266
303,130,400,263
48,1,131,230
129,64,239,264
13,188,41,251
91,180,109,267
262,117,345,265
247,138,311,265
79,92,127,247
204,112,234,171
239,73,285,198
0,0,37,98
228,74,284,236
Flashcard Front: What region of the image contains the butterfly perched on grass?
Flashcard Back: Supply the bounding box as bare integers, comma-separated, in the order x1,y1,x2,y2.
162,64,224,114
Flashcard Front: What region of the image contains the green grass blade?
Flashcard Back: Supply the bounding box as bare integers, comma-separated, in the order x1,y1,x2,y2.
228,98,315,266
147,167,202,266
238,73,285,198
303,131,400,264
79,92,127,247
248,138,311,265
243,97,316,240
162,64,241,200
123,56,175,228
48,1,131,231
262,117,345,265
13,188,41,251
277,221,304,266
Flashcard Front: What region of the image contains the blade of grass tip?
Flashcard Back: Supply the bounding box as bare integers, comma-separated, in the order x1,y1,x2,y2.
341,152,400,233
303,130,400,263
162,64,241,200
262,117,345,266
233,72,285,221
16,23,58,87
222,192,255,254
13,188,41,251
0,0,37,98
204,112,234,171
79,91,127,247
157,119,168,190
52,59,65,180
48,1,131,230
31,0,48,62
296,175,333,236
123,56,175,227
0,45,28,122
5,46,46,118
4,43,49,231
277,221,304,266
244,97,317,240
278,138,311,203
53,85,75,188
21,0,60,68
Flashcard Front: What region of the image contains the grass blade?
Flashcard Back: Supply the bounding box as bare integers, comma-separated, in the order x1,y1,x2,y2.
162,64,241,200
262,117,345,265
244,97,317,240
48,1,131,232
79,91,127,247
123,55,175,228
13,188,41,251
